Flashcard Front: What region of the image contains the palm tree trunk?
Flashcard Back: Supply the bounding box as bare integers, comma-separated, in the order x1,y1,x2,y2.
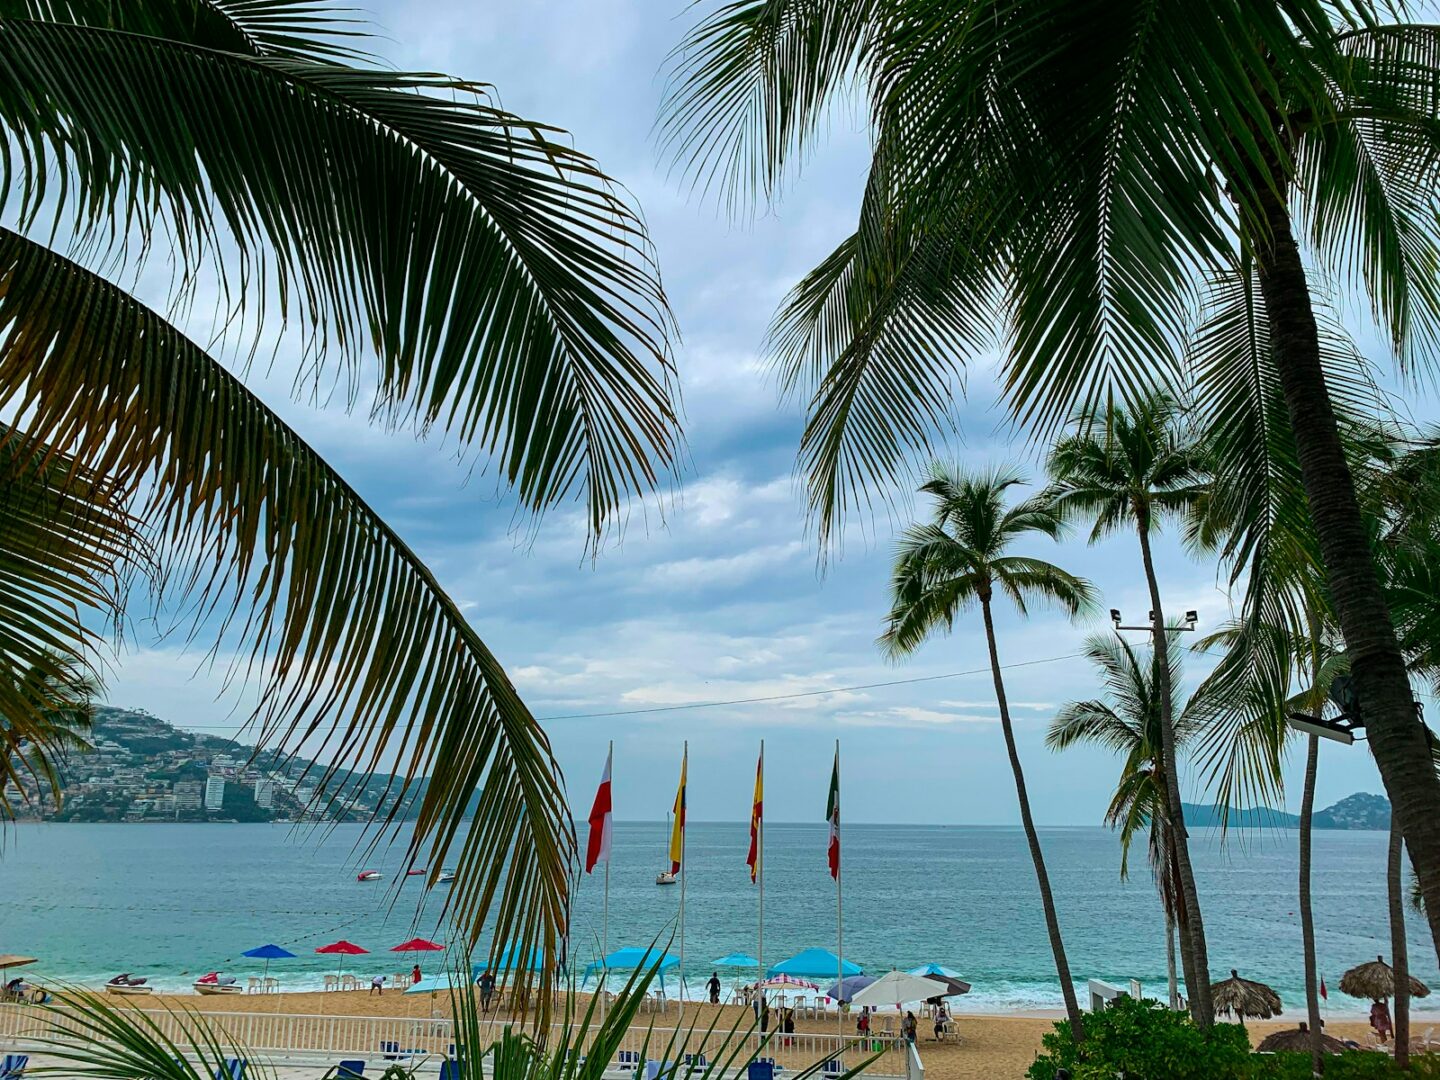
1253,170,1440,970
981,593,1085,1038
1300,733,1323,1077
1135,518,1214,1026
1165,907,1178,1010
1392,818,1411,1069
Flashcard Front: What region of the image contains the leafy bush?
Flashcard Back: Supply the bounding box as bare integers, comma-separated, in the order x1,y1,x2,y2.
1027,997,1253,1080
1027,997,1440,1080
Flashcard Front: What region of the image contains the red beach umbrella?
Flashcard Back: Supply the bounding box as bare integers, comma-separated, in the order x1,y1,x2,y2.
390,939,444,953
315,940,369,989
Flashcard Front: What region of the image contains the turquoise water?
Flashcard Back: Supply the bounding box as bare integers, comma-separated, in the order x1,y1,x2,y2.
1,821,1430,1018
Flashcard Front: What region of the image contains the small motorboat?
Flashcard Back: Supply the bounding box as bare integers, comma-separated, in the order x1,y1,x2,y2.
655,871,677,886
105,974,154,996
435,870,455,884
193,972,241,996
406,868,427,877
356,870,382,882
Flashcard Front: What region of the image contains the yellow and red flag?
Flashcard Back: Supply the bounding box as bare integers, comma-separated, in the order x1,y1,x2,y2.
668,749,687,875
746,749,763,883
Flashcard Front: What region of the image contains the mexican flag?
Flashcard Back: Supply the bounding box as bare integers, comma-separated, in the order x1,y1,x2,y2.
826,748,840,880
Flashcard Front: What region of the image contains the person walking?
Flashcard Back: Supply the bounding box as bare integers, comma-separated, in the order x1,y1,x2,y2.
707,972,721,1005
479,969,496,1014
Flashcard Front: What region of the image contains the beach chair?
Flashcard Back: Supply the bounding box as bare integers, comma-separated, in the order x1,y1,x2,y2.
215,1059,245,1080
683,1054,707,1070
821,1061,843,1079
324,976,340,992
263,978,279,994
341,975,359,992
336,1061,365,1080
438,1060,461,1080
616,1050,642,1072
0,1053,29,1080
747,1063,775,1080
246,977,261,994
379,1042,402,1062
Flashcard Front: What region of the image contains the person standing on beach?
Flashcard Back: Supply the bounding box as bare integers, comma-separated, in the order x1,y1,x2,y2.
707,972,721,1005
479,970,496,1014
369,975,384,996
1371,998,1394,1043
902,1012,918,1045
410,964,422,986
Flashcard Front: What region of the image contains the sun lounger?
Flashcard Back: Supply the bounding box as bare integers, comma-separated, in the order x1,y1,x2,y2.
336,1061,365,1080
0,1053,29,1080
438,1060,461,1080
616,1050,642,1072
747,1063,775,1080
215,1059,245,1080
683,1054,707,1069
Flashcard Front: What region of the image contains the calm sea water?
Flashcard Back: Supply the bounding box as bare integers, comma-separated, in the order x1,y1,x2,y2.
1,822,1430,1018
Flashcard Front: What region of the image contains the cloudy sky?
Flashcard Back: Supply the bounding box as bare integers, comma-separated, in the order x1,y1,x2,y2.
102,0,1415,826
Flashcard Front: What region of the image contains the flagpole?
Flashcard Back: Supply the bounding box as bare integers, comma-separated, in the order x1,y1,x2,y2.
679,740,688,1027
835,739,844,1047
603,739,612,1026
758,739,765,1009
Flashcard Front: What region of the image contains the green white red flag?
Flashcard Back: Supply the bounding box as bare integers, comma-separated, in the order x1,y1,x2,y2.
826,748,840,879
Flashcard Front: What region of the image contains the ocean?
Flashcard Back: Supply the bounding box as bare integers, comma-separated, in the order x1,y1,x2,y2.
1,821,1431,1018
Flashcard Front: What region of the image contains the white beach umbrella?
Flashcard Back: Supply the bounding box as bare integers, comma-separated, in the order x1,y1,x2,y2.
849,970,948,1008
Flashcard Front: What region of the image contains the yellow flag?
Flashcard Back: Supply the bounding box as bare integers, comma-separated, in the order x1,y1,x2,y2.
668,750,687,873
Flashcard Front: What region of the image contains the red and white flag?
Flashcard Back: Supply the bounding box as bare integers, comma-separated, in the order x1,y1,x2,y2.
585,747,613,874
826,747,840,880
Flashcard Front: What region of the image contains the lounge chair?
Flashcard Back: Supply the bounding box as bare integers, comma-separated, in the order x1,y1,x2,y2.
822,1061,843,1079
616,1050,642,1072
336,1061,365,1080
439,1060,461,1080
0,1054,29,1080
747,1063,775,1080
215,1059,245,1080
379,1042,401,1061
683,1054,707,1069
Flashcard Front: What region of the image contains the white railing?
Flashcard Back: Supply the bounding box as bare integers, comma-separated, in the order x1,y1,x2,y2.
0,1007,906,1077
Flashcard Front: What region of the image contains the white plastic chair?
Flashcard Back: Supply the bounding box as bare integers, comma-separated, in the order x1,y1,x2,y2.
324,975,340,992
246,977,260,994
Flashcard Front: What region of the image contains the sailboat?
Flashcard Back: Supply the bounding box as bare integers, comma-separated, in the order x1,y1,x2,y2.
656,811,677,885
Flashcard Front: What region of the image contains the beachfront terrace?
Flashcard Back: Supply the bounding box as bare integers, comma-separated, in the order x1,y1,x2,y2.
0,1005,912,1080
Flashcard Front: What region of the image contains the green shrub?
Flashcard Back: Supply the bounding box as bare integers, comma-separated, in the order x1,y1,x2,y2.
1026,997,1440,1080
1026,996,1253,1080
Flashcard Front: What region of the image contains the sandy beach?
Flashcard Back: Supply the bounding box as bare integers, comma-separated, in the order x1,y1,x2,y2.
103,989,1385,1080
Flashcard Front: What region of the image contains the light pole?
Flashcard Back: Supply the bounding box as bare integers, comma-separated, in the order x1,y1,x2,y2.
1109,607,1197,1012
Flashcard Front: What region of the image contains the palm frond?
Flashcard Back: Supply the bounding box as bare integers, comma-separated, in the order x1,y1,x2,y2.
0,17,679,539
0,229,572,997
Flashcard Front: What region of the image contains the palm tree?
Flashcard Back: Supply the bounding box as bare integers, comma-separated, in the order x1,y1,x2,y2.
660,0,1440,967
1042,394,1215,1023
880,464,1095,1032
1047,632,1205,1012
0,1,681,1000
1,653,100,819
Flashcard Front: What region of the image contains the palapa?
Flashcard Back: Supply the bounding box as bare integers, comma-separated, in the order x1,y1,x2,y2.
1339,955,1430,1001
1210,969,1283,1020
1255,1026,1347,1054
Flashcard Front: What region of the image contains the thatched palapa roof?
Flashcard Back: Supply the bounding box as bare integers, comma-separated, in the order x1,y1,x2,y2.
1211,969,1283,1020
1255,1026,1347,1054
1339,956,1431,1001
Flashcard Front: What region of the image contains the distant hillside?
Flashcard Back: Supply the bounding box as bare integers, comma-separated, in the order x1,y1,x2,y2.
1182,792,1390,831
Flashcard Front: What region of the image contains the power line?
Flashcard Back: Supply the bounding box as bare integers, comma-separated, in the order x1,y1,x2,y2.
533,652,1084,721
112,651,1085,731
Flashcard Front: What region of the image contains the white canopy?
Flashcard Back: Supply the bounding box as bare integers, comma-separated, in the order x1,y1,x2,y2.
849,970,948,1008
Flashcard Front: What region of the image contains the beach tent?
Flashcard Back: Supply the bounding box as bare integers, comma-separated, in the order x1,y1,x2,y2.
582,947,679,992
850,971,947,1009
712,953,760,968
766,949,861,979
472,944,542,980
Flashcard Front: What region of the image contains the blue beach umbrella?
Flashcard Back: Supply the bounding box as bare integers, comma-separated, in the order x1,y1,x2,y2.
766,948,861,979
241,944,295,984
712,953,760,968
907,962,963,979
824,975,876,1003
471,944,543,982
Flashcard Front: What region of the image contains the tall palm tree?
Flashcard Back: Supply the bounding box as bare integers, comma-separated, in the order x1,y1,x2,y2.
1,653,101,819
0,1,681,1002
660,0,1440,968
1042,394,1214,1023
1047,632,1204,1012
881,464,1095,1033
